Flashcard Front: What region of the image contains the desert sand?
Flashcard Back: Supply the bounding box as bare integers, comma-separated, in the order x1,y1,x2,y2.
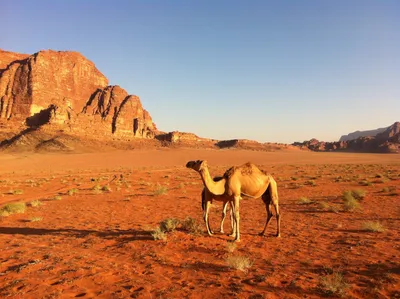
0,149,399,298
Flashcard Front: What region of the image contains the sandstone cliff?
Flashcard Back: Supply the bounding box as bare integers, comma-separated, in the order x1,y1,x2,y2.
0,49,157,139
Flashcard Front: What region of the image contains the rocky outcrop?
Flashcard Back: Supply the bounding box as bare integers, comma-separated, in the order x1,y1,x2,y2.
0,49,29,69
157,131,202,143
0,49,157,139
294,122,400,153
339,126,388,141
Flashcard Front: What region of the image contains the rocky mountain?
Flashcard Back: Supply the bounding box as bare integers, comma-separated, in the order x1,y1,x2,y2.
0,49,157,143
339,126,389,141
294,122,400,153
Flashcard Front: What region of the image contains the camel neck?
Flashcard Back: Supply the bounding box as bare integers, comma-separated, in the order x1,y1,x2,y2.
199,168,225,196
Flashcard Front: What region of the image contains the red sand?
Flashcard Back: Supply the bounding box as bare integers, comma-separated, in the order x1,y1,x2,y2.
0,149,399,298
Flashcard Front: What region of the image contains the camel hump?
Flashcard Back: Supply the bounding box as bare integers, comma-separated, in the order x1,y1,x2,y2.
223,162,261,178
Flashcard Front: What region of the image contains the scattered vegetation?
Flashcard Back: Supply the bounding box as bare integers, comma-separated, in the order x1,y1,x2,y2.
102,185,112,192
318,271,349,297
30,216,43,222
305,180,317,186
362,221,385,233
342,191,361,212
151,227,167,241
153,183,168,196
226,242,237,253
30,200,42,207
351,189,366,200
319,201,330,210
53,195,62,201
181,217,202,234
67,188,78,196
8,189,24,195
160,218,180,232
298,197,312,205
226,254,253,272
0,202,27,216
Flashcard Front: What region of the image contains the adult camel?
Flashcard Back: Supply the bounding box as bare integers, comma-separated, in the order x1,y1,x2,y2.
186,160,280,242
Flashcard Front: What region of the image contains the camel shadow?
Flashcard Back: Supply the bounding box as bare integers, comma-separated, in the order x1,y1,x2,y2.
0,227,154,242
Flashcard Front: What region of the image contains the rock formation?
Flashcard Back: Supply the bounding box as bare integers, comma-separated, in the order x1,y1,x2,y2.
339,125,389,141
294,122,400,153
0,49,157,139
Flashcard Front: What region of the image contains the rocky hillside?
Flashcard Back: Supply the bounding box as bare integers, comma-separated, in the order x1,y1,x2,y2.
339,126,389,141
294,122,400,153
0,49,157,143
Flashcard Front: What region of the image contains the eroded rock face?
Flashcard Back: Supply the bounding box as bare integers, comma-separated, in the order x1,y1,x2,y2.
0,50,157,138
293,122,400,153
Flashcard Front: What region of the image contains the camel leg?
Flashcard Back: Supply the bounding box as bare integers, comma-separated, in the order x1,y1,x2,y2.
228,201,236,237
233,196,241,242
260,202,273,236
203,200,214,236
220,201,229,233
274,201,281,238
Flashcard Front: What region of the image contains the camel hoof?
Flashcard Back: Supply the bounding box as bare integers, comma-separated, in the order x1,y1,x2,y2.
258,232,265,237
234,239,241,243
276,234,281,238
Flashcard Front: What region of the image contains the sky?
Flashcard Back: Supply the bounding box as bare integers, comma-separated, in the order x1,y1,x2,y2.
2,1,399,143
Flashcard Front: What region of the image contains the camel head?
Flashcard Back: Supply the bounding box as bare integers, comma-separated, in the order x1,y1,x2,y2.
186,160,208,172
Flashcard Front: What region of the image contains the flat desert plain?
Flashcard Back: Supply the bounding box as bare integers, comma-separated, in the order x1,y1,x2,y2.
0,149,399,299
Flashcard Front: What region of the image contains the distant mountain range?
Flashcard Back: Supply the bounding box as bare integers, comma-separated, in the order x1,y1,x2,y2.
339,126,389,141
293,122,400,153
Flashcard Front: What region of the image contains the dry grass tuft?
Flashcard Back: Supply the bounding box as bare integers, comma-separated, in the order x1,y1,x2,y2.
181,217,203,234
30,216,43,222
362,221,385,232
154,183,168,196
30,200,42,207
319,271,349,297
298,197,312,205
68,188,78,196
226,254,253,272
226,242,237,253
160,218,180,232
151,227,167,240
351,189,366,200
342,191,361,212
0,202,27,216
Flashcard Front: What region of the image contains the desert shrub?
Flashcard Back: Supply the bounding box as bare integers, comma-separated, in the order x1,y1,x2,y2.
318,271,349,297
30,216,43,222
226,242,237,253
305,180,316,186
30,200,42,207
359,180,372,186
53,195,62,201
362,221,385,232
151,227,167,241
160,218,180,232
154,183,168,196
181,217,202,234
319,201,330,209
0,202,26,216
342,191,361,212
226,254,253,272
298,197,312,204
351,189,366,200
8,189,24,195
101,185,112,192
67,188,78,196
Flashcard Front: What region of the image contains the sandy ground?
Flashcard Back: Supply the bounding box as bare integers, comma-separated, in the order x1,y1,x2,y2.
0,149,399,298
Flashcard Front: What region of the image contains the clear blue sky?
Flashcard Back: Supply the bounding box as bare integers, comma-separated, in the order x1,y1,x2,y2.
2,1,399,143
